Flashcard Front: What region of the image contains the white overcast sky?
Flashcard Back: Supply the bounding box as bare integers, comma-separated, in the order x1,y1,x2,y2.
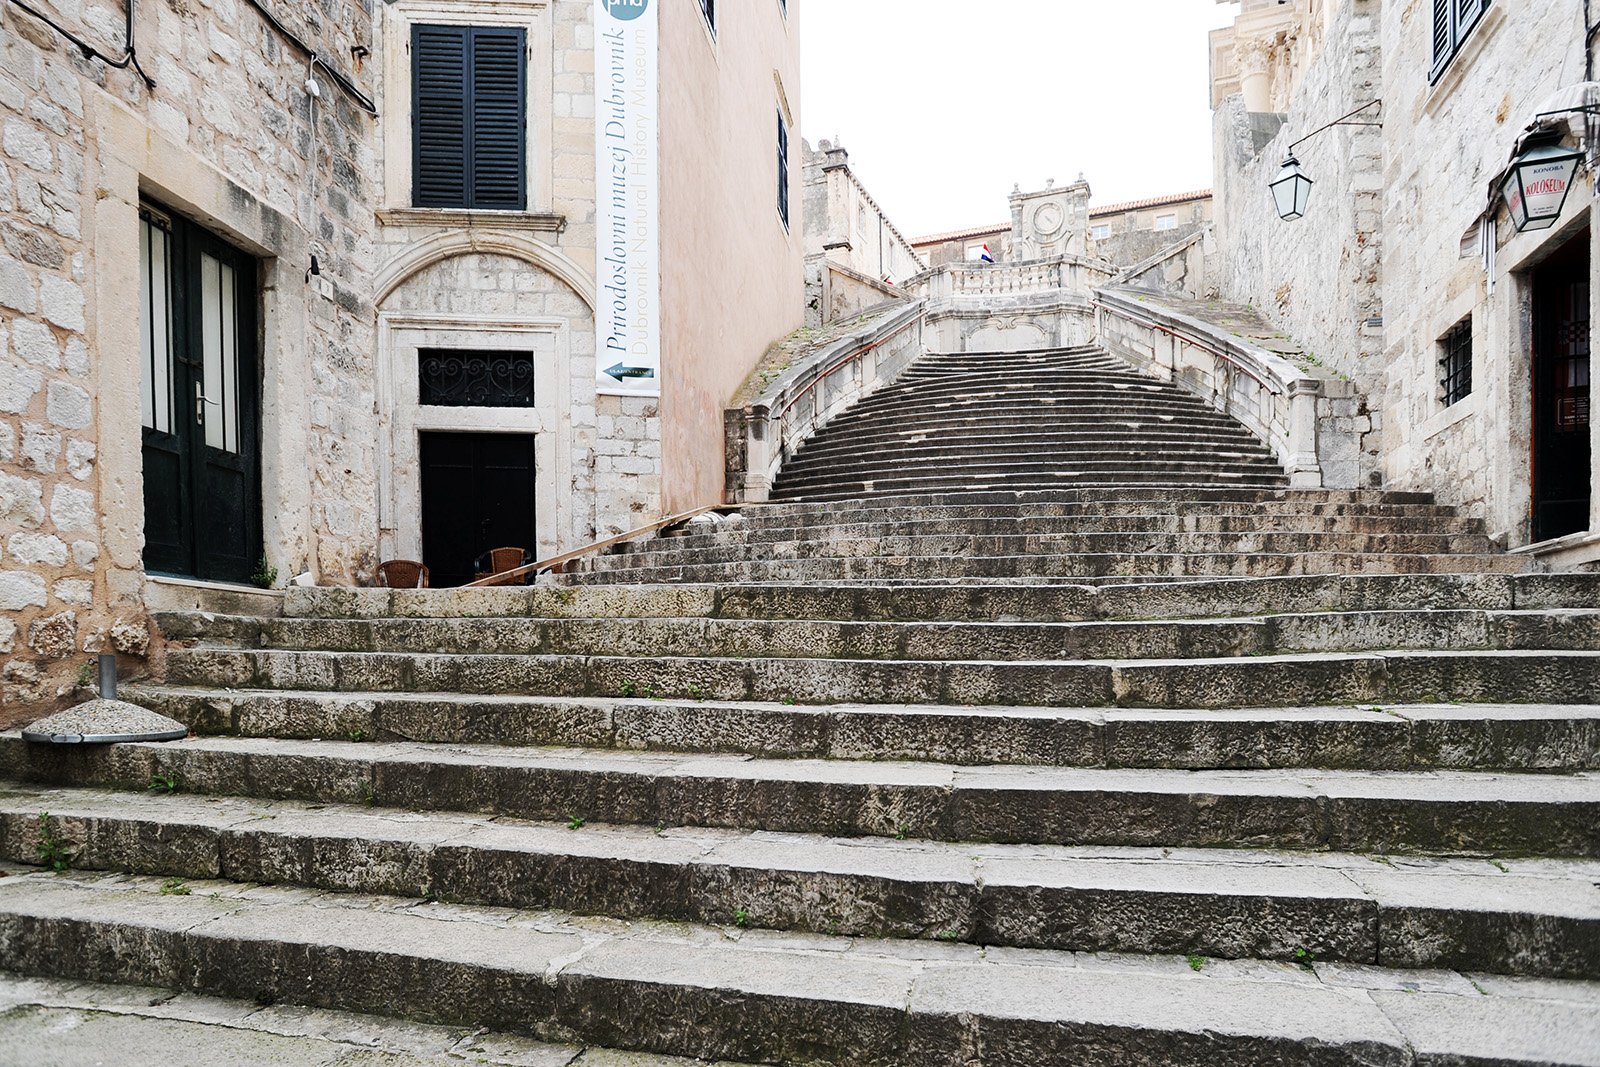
800,1,1241,238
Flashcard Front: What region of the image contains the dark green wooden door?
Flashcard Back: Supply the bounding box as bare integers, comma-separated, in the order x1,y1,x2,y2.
139,203,261,583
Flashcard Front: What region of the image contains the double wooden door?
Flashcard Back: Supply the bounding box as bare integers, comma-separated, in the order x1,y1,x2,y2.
139,203,262,583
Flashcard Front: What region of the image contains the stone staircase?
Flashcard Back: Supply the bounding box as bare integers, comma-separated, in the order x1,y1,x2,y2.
1,351,1598,1062
768,347,1292,501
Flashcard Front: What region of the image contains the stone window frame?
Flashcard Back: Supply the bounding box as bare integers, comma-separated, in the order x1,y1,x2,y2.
380,0,554,215
1439,316,1474,407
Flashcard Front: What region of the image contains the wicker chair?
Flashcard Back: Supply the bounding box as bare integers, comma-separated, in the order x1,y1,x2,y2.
376,560,430,588
474,546,533,584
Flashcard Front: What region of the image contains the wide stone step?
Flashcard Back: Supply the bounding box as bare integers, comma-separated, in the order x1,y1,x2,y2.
784,432,1283,465
808,408,1267,437
282,573,1600,623
8,736,1600,854
126,686,1600,773
657,514,1490,549
153,608,1600,664
750,486,1440,509
5,873,1595,1066
560,550,1530,584
592,532,1499,567
153,644,1600,708
775,455,1287,486
831,384,1223,418
5,788,1597,977
770,475,1295,503
0,973,718,1067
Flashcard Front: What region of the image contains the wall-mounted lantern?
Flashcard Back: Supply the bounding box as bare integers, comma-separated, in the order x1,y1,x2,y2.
1270,155,1314,221
1500,131,1584,232
1268,100,1382,223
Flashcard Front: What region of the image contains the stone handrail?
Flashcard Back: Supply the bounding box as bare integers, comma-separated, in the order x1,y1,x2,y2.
724,300,925,504
916,255,1119,305
1094,286,1368,489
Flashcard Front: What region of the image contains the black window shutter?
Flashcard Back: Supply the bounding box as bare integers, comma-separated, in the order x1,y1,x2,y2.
1456,0,1485,37
414,25,469,208
777,111,789,227
1428,0,1453,82
468,27,527,211
413,24,525,210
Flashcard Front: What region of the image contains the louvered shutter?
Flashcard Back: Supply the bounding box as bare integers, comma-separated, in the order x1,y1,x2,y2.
413,25,469,208
777,111,790,228
1457,0,1487,37
1428,0,1452,83
467,27,526,211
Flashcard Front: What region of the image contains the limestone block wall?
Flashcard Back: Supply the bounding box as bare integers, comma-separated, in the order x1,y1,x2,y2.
1376,0,1587,544
1212,0,1384,399
0,0,380,716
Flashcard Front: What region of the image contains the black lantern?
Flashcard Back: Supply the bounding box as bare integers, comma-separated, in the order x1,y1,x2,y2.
1501,132,1584,232
1270,155,1313,222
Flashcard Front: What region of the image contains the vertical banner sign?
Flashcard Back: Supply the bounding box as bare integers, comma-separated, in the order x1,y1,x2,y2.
596,0,661,396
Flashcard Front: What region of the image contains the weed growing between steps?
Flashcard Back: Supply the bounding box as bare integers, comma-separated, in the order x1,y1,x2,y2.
34,813,72,872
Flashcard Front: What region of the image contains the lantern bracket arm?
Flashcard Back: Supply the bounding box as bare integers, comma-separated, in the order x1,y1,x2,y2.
1286,100,1384,156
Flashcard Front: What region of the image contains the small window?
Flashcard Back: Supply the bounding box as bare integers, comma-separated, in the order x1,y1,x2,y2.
777,110,790,228
1091,224,1111,240
419,349,536,407
1430,0,1489,84
412,25,527,210
1439,317,1472,406
1155,214,1178,231
700,0,715,33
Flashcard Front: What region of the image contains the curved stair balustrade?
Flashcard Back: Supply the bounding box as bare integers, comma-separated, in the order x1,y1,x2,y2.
724,300,926,505
1094,285,1375,489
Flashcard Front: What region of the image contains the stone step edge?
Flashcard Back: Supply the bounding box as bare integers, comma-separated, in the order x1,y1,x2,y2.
8,734,1600,857
0,972,720,1067
3,787,1596,978
120,686,1600,773
2,872,1597,1066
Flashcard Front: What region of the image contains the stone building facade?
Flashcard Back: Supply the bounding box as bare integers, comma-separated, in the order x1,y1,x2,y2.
0,0,803,716
1088,189,1214,266
1211,0,1598,564
801,139,923,326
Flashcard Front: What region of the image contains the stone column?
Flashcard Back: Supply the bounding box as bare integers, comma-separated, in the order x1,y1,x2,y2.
1235,37,1275,113
1286,379,1325,487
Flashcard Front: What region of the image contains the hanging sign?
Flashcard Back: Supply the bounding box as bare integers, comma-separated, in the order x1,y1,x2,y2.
595,0,661,396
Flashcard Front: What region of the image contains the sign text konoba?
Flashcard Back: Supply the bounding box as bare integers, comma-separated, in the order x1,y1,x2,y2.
596,0,660,395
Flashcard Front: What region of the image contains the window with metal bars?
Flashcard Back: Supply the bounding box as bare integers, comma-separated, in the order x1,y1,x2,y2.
1440,317,1473,406
412,25,527,210
777,109,790,229
1429,0,1490,84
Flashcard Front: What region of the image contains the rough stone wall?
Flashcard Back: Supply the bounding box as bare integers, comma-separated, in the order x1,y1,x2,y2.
1095,222,1205,270
802,139,922,325
1212,0,1384,408
0,0,379,715
1376,0,1584,542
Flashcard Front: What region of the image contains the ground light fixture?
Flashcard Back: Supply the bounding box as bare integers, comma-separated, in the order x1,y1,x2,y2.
1501,131,1584,232
1270,155,1313,221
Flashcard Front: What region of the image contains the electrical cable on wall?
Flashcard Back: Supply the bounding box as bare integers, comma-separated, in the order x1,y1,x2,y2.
242,0,377,115
9,0,155,88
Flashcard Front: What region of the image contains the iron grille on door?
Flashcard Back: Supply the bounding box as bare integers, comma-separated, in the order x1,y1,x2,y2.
412,24,527,210
418,349,536,407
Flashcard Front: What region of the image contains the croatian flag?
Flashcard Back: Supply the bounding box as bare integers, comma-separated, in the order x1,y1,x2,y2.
980,244,994,263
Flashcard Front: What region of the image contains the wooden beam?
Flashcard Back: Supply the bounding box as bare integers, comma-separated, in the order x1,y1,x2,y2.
463,505,728,587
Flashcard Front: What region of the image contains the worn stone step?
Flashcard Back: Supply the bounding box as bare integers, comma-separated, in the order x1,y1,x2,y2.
124,686,1600,773
784,432,1282,465
720,502,1476,533
744,487,1441,511
5,872,1596,1066
153,644,1600,709
5,788,1598,977
593,532,1499,568
656,514,1490,550
154,609,1600,665
10,735,1599,855
769,476,1295,503
560,550,1531,585
0,972,716,1067
282,573,1600,623
774,459,1291,488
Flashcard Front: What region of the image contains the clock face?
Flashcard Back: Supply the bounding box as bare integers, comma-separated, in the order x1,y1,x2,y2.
1033,203,1065,238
